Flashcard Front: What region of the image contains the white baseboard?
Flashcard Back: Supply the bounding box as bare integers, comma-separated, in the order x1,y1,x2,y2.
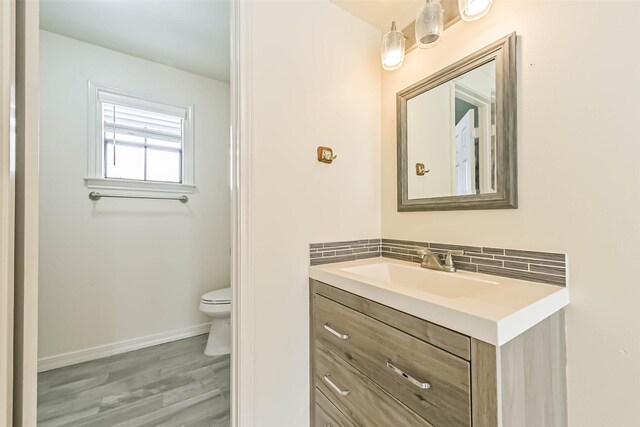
38,323,211,372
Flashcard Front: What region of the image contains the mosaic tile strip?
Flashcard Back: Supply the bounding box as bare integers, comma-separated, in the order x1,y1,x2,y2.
309,238,568,287
310,239,381,266
380,239,567,287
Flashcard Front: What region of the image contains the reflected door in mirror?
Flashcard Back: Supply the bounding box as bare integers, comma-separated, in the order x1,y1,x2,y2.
406,60,496,200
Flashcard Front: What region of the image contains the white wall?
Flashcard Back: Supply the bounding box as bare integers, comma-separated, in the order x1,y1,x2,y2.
38,31,230,359
249,1,381,425
381,2,640,425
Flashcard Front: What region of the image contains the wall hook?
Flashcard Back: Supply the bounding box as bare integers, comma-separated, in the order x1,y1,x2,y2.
416,163,430,176
317,146,337,164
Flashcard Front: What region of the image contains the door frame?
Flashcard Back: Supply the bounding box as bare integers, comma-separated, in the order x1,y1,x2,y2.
0,1,17,425
11,0,254,424
230,0,254,426
13,0,40,424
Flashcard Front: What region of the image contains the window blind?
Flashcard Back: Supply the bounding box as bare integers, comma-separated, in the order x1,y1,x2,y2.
102,103,183,144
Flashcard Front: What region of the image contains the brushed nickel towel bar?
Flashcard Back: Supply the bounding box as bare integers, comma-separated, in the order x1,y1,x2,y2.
88,191,188,203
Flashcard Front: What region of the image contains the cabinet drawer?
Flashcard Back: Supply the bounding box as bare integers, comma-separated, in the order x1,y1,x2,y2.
315,341,434,427
313,280,470,360
314,388,355,427
314,294,471,427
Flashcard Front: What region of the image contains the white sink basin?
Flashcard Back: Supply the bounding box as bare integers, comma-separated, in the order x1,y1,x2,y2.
341,262,498,299
310,257,569,345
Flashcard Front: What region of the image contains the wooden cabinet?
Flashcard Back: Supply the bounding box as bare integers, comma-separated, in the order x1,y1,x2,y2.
314,292,471,427
310,279,567,427
314,387,356,427
315,342,434,427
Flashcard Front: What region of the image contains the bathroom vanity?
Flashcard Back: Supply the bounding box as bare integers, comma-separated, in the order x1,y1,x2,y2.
309,258,568,427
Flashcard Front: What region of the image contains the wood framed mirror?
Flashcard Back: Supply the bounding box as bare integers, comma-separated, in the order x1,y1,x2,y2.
397,33,517,211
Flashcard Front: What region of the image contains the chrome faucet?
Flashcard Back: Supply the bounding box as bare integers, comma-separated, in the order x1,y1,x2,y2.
417,248,465,273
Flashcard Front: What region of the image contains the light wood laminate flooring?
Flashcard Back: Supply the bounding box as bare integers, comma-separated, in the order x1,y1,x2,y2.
37,334,230,426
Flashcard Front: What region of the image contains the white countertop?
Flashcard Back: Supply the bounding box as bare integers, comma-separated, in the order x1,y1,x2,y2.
309,257,569,346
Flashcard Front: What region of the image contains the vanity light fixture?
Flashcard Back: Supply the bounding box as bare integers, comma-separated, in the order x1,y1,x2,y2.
458,0,492,21
415,0,444,49
381,21,405,71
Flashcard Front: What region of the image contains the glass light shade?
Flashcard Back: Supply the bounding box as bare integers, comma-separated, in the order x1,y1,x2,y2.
458,0,492,21
381,21,405,71
415,0,444,49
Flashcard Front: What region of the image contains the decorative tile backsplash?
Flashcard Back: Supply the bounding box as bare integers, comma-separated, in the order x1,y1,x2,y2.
380,239,567,286
309,238,567,287
309,239,381,266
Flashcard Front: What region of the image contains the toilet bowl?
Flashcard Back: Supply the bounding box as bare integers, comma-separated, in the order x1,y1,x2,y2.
199,287,231,356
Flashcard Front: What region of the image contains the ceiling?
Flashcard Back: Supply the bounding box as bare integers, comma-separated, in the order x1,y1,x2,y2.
331,0,424,32
40,0,230,82
332,0,460,36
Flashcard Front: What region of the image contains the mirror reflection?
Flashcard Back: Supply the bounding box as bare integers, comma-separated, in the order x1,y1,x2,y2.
406,60,496,200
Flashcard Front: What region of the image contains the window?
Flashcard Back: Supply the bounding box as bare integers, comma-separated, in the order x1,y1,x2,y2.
86,82,195,193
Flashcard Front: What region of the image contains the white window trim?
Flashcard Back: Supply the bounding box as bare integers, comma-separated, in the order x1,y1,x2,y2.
85,81,196,193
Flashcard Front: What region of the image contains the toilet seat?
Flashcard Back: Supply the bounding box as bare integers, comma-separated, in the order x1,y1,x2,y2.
201,287,231,305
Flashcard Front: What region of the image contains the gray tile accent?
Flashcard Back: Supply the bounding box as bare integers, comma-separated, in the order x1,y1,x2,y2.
430,242,482,253
352,247,370,254
495,255,566,267
323,240,360,248
470,257,503,267
356,252,380,261
454,262,478,273
451,255,471,263
530,264,566,275
380,239,567,287
311,238,568,287
504,249,566,262
383,238,413,245
311,255,358,265
309,239,381,266
390,247,410,254
464,251,494,259
503,261,528,270
482,247,505,255
334,249,353,256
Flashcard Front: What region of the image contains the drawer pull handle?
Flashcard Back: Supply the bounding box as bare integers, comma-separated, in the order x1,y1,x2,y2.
323,323,349,340
386,360,431,390
323,373,350,396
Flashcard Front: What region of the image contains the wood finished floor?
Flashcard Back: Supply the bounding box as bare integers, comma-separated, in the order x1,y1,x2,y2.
37,334,230,427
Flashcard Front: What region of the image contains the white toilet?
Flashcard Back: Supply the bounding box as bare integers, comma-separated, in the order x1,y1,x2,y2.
199,287,231,356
